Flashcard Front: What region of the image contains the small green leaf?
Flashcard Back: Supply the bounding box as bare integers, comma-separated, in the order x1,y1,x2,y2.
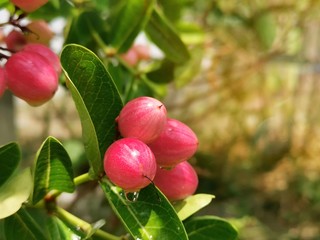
4,208,48,240
0,142,20,187
109,0,155,53
100,178,188,240
185,216,238,240
145,7,190,63
32,137,75,204
0,168,33,219
61,44,123,177
174,194,215,221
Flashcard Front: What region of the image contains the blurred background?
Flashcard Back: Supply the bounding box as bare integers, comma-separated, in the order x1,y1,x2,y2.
1,0,320,239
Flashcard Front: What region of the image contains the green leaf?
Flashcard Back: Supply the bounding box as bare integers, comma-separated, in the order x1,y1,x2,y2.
146,59,175,84
0,142,20,187
47,216,78,240
109,0,155,53
185,216,238,240
145,7,190,63
99,178,188,240
174,194,215,221
60,44,123,177
32,136,75,204
4,208,48,240
0,168,33,219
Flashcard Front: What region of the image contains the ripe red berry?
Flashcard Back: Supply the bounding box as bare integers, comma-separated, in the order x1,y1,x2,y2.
5,50,58,106
148,118,199,167
23,44,61,75
25,20,54,45
0,68,7,97
10,0,48,12
117,97,167,144
4,30,26,52
154,162,198,201
104,138,157,192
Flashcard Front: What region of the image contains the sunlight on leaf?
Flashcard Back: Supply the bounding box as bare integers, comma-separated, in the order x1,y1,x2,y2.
174,194,215,221
0,168,33,219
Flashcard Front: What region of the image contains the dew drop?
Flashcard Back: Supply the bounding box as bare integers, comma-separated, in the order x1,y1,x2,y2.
125,191,140,202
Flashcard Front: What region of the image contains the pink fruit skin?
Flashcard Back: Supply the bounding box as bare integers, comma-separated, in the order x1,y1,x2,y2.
148,118,199,167
0,68,7,97
133,44,150,60
117,97,167,144
10,0,48,12
104,138,157,192
4,30,26,51
120,48,139,66
23,43,61,75
25,20,54,45
5,51,58,106
154,162,198,201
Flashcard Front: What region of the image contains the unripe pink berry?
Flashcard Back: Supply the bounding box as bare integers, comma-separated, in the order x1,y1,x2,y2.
4,30,26,52
133,44,150,60
0,68,7,97
10,0,48,12
25,20,54,45
104,138,157,192
5,50,58,106
23,43,61,75
154,162,198,201
148,118,199,167
117,97,167,144
120,48,139,66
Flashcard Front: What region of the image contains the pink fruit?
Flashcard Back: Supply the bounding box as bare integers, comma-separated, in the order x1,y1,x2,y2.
4,30,26,51
120,48,139,66
5,50,58,106
10,0,48,12
154,162,198,201
133,44,150,60
23,44,61,75
104,138,157,192
148,118,199,167
25,20,54,45
117,97,167,144
0,68,7,97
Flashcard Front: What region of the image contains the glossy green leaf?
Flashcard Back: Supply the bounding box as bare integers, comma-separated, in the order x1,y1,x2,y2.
4,208,47,240
61,44,123,177
32,137,75,204
99,178,188,240
0,142,20,187
109,0,155,53
47,216,78,240
0,168,33,219
145,7,190,63
185,216,238,240
174,194,215,221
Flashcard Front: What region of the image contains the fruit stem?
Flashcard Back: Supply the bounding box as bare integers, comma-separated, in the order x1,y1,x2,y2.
55,207,124,240
74,172,92,186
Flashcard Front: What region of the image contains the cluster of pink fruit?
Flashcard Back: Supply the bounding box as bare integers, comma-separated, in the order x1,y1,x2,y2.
0,0,60,106
104,96,199,201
